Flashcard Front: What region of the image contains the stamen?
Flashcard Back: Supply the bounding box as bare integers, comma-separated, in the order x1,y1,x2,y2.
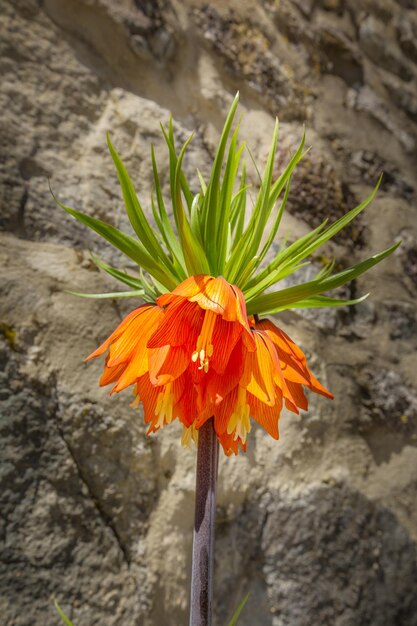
130,384,141,408
154,383,174,429
227,388,251,443
192,311,217,373
181,424,199,448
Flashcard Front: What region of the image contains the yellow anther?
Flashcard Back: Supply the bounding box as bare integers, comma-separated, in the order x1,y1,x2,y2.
227,388,251,443
181,424,199,448
154,383,174,429
192,311,216,374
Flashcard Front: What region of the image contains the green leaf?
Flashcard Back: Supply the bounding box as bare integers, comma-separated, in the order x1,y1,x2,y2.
230,166,248,245
162,118,193,214
173,135,211,275
255,178,291,270
236,119,280,271
227,127,306,285
190,193,204,243
227,593,249,626
52,189,178,291
244,220,328,295
313,257,336,281
247,242,400,315
107,134,181,281
196,168,207,195
67,289,146,299
150,145,187,276
53,599,75,626
90,253,144,290
217,129,245,272
272,177,382,275
269,292,369,312
203,93,240,266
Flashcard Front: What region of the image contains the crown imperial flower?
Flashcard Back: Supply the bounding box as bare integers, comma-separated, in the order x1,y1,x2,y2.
57,94,399,455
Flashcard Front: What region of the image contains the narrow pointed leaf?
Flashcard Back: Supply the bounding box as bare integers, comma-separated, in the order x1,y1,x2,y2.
268,292,369,313
107,134,182,281
230,166,248,245
173,136,211,274
217,133,244,272
90,253,143,290
150,147,187,276
203,93,240,263
53,192,178,290
245,220,328,292
270,177,382,281
67,289,146,299
247,242,400,314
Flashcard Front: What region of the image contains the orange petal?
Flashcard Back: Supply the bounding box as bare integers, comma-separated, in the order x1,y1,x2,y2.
240,331,277,406
99,359,126,387
217,430,246,456
257,319,307,364
148,345,190,385
156,275,212,306
307,371,334,399
210,317,243,374
285,381,308,411
205,339,245,404
85,305,154,361
174,372,203,427
135,374,160,424
147,299,202,348
107,305,164,367
210,386,239,435
247,391,281,439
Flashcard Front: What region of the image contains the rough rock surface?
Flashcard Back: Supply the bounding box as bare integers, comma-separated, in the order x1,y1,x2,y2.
1,1,417,625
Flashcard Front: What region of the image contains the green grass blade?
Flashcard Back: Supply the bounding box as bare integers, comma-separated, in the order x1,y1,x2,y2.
227,593,250,626
54,599,75,626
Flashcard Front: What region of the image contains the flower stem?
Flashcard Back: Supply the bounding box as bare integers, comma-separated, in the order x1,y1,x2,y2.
189,418,219,626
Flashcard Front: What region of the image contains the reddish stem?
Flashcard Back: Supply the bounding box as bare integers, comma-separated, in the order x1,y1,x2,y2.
189,418,219,626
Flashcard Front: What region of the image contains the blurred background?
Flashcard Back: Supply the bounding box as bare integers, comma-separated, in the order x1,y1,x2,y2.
1,0,417,625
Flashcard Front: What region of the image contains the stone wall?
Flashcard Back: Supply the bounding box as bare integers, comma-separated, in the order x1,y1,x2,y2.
1,1,417,625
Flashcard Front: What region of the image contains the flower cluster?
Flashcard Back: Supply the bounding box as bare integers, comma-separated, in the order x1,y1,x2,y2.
87,275,332,455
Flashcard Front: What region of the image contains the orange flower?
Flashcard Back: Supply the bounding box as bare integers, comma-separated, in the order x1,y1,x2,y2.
86,276,254,439
86,276,333,455
198,318,333,455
